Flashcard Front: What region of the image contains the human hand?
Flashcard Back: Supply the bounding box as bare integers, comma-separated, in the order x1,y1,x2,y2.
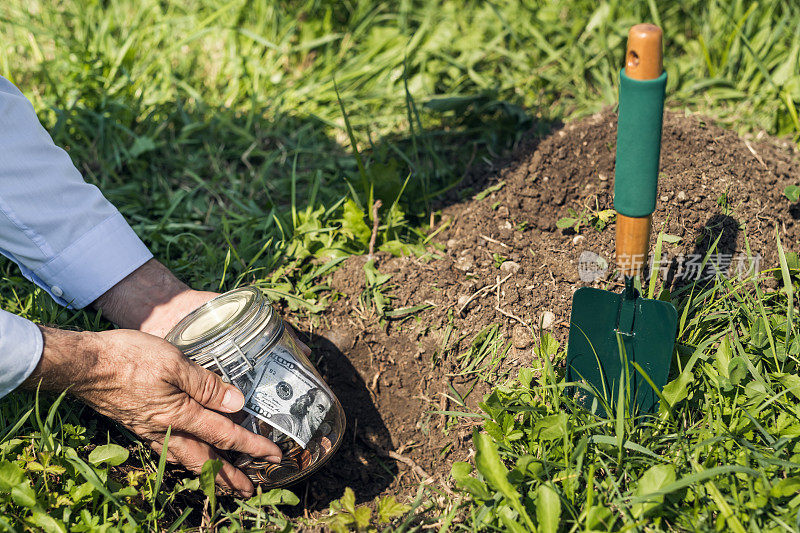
136,288,218,338
84,258,313,495
25,326,282,497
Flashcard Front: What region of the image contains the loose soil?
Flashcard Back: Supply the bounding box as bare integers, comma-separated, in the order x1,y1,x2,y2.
284,110,800,521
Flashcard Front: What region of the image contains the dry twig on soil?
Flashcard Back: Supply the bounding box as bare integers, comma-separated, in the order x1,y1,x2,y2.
744,139,768,170
495,306,529,328
456,272,513,316
480,234,510,248
359,437,443,489
368,200,383,259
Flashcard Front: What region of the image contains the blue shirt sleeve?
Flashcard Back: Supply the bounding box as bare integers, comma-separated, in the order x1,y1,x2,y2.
0,75,154,397
0,310,42,398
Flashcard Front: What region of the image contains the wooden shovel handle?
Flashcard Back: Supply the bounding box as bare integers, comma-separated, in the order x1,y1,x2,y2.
616,24,663,277
625,24,663,81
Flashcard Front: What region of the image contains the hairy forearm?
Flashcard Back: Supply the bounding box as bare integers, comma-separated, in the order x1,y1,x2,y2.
91,259,191,333
21,326,100,393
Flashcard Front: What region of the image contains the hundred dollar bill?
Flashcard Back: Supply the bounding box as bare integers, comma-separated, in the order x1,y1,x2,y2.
242,346,332,448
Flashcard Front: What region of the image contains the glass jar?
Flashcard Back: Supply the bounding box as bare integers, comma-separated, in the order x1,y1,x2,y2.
165,287,345,488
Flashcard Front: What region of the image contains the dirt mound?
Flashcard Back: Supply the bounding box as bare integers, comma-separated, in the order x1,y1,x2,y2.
293,110,800,512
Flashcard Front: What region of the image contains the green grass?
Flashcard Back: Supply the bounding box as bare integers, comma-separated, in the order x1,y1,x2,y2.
455,235,800,531
0,0,799,530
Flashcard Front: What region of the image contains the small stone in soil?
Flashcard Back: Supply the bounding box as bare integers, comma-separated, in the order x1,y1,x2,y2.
500,260,521,273
512,325,532,349
676,191,688,203
539,311,556,329
455,256,474,271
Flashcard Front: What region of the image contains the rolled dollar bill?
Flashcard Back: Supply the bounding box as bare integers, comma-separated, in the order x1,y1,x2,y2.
243,347,333,448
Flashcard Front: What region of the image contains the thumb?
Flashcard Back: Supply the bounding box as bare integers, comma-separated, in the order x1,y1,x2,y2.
175,356,245,413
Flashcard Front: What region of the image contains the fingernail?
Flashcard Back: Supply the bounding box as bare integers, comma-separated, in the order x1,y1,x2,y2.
222,388,244,412
266,455,282,464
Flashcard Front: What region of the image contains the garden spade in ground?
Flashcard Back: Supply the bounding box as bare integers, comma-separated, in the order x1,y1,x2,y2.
566,24,678,415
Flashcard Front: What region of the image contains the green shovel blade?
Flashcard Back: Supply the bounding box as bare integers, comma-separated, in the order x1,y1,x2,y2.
566,286,678,416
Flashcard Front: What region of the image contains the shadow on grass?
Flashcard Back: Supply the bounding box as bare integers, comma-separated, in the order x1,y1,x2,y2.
44,88,549,265
666,213,740,293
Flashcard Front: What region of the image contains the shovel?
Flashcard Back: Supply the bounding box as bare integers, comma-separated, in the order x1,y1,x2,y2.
565,24,677,415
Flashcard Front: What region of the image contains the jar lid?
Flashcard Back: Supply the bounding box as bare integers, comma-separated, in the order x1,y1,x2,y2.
166,287,280,357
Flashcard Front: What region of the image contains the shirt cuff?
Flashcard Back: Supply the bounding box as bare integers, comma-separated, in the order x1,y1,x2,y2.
0,310,43,398
31,212,154,309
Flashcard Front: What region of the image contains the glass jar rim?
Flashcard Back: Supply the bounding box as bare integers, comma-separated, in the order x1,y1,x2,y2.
165,287,283,358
